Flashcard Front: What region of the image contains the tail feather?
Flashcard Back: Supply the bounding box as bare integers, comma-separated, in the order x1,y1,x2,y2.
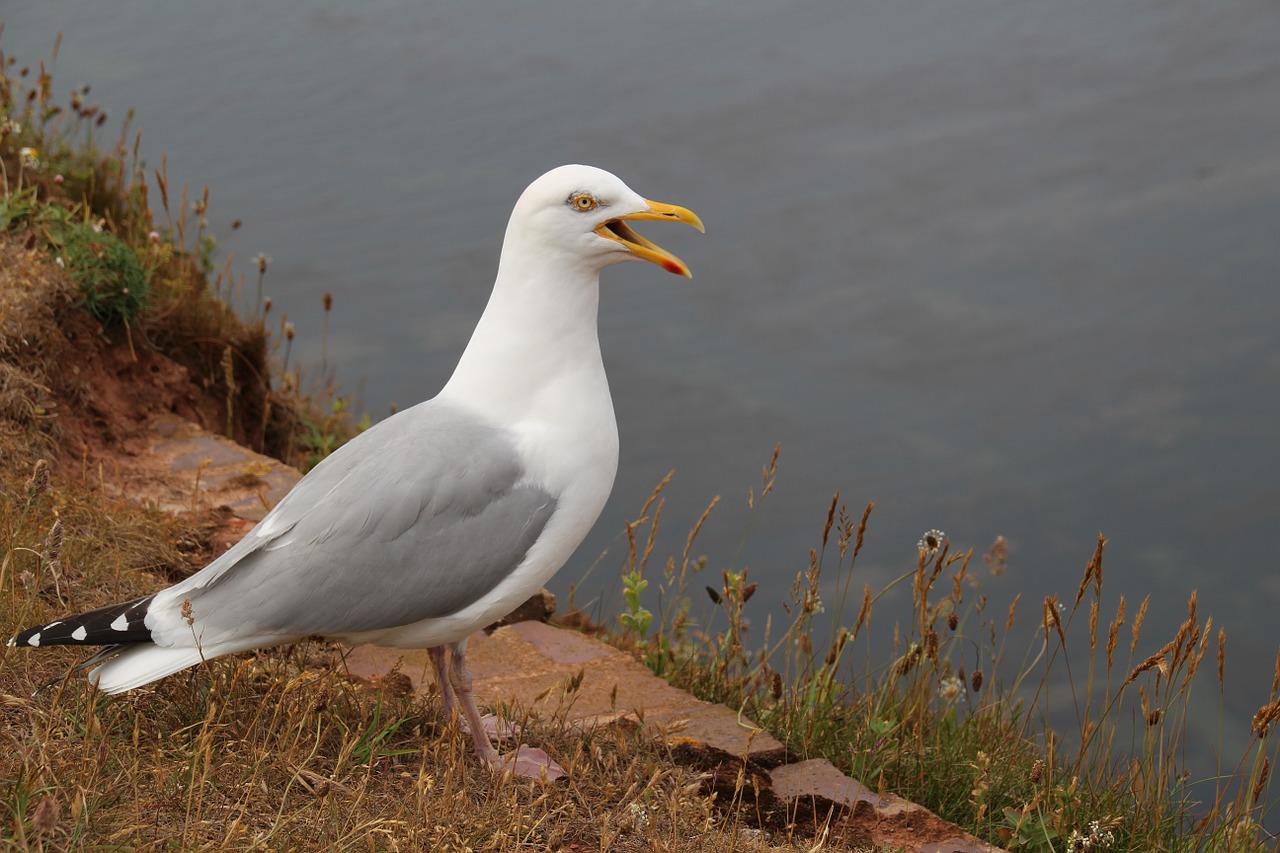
85,645,208,694
11,595,154,647
12,597,261,694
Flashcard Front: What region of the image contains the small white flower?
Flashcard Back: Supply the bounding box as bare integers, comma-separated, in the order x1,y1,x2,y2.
918,528,946,556
938,676,963,701
18,147,41,169
149,231,161,244
1067,820,1115,851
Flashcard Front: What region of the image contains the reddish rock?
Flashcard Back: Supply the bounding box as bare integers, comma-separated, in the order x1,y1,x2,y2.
486,589,556,629
134,414,300,520
770,758,881,809
768,759,1005,852
345,620,785,760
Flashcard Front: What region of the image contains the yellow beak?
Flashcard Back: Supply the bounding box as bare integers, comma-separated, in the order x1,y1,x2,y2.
594,199,705,278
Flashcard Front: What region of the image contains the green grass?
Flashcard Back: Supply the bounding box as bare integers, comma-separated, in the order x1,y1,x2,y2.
53,216,149,325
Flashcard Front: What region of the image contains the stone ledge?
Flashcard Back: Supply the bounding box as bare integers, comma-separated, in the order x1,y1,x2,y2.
124,413,301,521
345,620,787,760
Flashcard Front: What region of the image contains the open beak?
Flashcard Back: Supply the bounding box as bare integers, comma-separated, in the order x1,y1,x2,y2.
595,199,705,278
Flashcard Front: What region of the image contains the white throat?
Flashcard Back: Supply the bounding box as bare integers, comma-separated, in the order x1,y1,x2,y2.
440,232,610,429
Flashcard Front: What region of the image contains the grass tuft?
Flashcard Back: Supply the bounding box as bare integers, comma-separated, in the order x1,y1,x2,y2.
53,217,148,325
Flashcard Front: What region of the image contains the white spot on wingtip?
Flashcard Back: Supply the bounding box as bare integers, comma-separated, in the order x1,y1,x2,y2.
72,626,88,641
28,632,40,647
110,614,129,632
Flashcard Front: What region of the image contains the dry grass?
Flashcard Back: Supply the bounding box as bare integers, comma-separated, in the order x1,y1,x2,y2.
0,275,871,853
3,612,793,850
0,232,74,468
0,444,872,850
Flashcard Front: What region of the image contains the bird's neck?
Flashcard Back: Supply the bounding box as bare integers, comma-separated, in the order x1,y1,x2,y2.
440,244,608,424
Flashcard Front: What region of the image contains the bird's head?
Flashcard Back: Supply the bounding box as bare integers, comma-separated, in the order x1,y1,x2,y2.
509,164,704,278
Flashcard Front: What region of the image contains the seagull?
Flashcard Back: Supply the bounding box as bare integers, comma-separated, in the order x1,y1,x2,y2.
11,164,703,780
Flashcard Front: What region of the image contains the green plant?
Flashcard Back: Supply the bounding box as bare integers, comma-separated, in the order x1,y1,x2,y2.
997,802,1064,851
297,397,367,470
0,41,320,460
619,569,653,638
341,697,419,764
53,218,149,325
0,183,36,231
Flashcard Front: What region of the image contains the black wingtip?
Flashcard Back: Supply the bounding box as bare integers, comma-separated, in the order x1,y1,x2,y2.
13,595,155,647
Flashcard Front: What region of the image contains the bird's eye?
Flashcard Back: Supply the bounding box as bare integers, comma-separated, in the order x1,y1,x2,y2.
570,193,598,212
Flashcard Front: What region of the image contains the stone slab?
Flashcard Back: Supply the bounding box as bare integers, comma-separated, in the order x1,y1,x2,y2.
768,758,1005,853
770,758,881,809
131,413,300,520
345,620,785,759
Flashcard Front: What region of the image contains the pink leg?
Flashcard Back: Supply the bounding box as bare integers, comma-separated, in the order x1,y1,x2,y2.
431,644,520,743
428,646,458,723
446,641,565,781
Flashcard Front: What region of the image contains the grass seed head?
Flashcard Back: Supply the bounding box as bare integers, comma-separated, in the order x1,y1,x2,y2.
31,794,61,835
26,457,50,502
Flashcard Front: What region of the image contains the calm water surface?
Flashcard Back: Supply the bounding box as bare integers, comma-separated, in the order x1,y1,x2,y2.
5,1,1280,764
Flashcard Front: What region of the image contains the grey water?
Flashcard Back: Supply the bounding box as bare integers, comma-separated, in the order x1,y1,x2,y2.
5,0,1280,781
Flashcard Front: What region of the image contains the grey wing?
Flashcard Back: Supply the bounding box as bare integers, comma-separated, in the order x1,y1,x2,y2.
172,400,557,642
